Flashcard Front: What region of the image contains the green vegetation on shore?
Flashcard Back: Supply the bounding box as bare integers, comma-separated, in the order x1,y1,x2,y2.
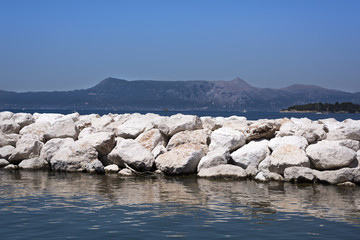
282,102,360,113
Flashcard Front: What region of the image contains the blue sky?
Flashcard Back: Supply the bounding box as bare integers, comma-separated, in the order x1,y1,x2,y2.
0,0,359,92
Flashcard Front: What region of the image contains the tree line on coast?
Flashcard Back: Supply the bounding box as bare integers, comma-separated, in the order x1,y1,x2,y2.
283,102,360,113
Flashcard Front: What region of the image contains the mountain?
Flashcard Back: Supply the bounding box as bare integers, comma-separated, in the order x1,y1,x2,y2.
1,77,359,112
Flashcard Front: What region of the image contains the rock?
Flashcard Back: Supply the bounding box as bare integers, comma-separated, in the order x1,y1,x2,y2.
118,168,134,176
44,119,79,140
33,113,64,125
79,114,100,128
0,159,9,168
337,182,356,186
254,170,284,182
209,127,246,152
166,129,209,152
18,158,49,170
315,168,354,184
8,135,44,164
155,143,204,175
323,119,360,141
268,136,308,151
200,116,222,131
78,127,97,139
198,164,246,179
40,138,75,162
91,115,114,130
268,144,310,174
231,140,269,169
154,114,202,137
0,133,20,147
306,140,356,170
116,113,158,138
246,120,280,141
221,116,248,132
0,145,14,159
104,164,119,173
49,141,103,173
258,156,271,171
338,139,360,152
19,122,50,142
4,164,18,170
77,132,115,156
284,167,316,182
197,148,229,171
0,120,20,134
352,167,360,184
245,165,258,177
108,138,155,171
152,145,167,158
11,113,35,128
135,128,166,152
0,111,14,121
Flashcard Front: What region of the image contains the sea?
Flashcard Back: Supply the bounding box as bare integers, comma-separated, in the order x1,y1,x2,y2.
1,109,360,239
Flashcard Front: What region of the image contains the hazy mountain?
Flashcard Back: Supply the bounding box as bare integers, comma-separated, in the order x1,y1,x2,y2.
1,77,359,112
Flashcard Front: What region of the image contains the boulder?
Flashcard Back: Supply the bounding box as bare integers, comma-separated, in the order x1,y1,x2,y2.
18,157,49,170
78,127,97,139
198,164,246,179
154,114,202,137
245,165,258,177
108,138,154,171
306,140,356,170
200,116,222,131
353,167,360,184
284,167,316,182
231,140,269,169
323,119,360,141
116,113,158,138
33,113,64,125
246,120,280,141
79,114,100,128
8,135,44,164
0,120,20,134
268,136,308,151
258,156,271,171
0,159,9,168
155,143,204,175
19,122,50,142
135,128,166,152
40,138,75,162
44,119,79,140
221,116,248,132
254,170,284,182
0,145,15,159
315,168,354,185
11,113,35,129
197,148,229,171
4,164,18,170
118,168,134,176
166,129,209,152
268,144,310,174
209,127,246,152
338,139,360,152
77,132,115,156
91,115,114,130
0,111,14,121
0,133,20,147
152,145,167,158
104,164,119,173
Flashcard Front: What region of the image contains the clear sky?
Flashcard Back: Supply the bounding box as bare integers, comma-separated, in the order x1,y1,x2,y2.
0,0,359,92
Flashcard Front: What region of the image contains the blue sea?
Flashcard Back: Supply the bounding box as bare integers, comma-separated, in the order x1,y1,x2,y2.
1,109,360,239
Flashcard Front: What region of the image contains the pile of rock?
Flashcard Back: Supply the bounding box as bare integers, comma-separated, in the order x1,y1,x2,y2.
1,111,360,185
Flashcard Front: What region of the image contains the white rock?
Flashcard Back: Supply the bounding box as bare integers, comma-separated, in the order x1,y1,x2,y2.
118,168,134,176
268,144,310,174
104,164,119,173
268,136,308,151
79,114,100,128
116,113,158,138
77,132,115,156
18,158,49,170
8,135,44,164
197,148,229,171
0,133,20,147
135,128,166,152
200,116,222,131
324,119,360,141
59,112,80,122
306,140,356,170
246,120,280,141
0,145,15,159
91,115,114,130
154,114,202,136
34,113,64,125
44,119,79,140
245,165,258,177
166,129,209,152
255,170,284,182
209,127,246,152
284,167,316,182
19,122,50,142
78,127,97,139
198,164,246,178
315,168,354,184
4,164,18,170
0,111,14,121
231,140,269,169
40,138,74,162
108,138,155,171
11,113,34,128
151,145,167,158
222,116,248,132
155,143,204,175
0,159,9,168
338,139,360,152
0,120,20,134
258,156,271,171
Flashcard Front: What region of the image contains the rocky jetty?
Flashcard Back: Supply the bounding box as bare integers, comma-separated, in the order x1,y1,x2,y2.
1,111,360,185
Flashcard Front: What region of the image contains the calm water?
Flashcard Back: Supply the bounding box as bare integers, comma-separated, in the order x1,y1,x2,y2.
1,170,359,239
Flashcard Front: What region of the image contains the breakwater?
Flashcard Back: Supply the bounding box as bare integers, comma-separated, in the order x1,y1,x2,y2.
1,111,360,185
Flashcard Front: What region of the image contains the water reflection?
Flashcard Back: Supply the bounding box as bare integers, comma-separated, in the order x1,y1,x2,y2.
1,170,360,226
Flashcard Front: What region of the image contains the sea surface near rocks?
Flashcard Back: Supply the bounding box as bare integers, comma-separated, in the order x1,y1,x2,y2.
1,170,359,240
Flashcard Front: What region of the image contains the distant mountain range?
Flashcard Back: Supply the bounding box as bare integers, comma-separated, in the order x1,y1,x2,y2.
1,77,360,112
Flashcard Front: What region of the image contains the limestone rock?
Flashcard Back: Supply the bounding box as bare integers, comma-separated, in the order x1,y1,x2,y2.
197,148,229,171
4,164,18,170
231,140,269,169
0,145,14,159
79,114,100,128
0,120,20,134
284,167,316,182
0,111,14,121
91,115,114,130
104,164,119,173
11,113,35,129
8,135,44,164
200,116,222,131
246,120,280,141
245,165,258,178
353,167,360,184
40,138,74,162
155,143,204,175
33,113,64,125
198,164,246,179
44,119,79,140
166,129,209,152
268,144,310,174
315,168,354,185
338,139,360,152
258,156,271,171
77,132,115,156
323,119,360,141
154,114,202,137
136,128,166,152
19,122,50,142
268,136,308,151
152,145,167,158
209,127,246,152
116,113,158,138
18,158,49,170
108,138,154,171
254,170,284,182
118,168,134,176
0,159,9,168
78,127,97,139
306,140,356,170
